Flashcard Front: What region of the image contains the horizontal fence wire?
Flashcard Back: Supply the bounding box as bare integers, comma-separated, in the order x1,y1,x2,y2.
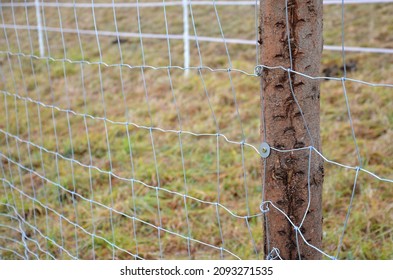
1,23,393,55
2,0,393,8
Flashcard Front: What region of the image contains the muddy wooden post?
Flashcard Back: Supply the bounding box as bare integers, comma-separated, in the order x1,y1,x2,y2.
259,0,324,259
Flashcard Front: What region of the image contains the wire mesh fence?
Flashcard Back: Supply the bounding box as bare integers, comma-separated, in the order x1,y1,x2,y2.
0,0,392,260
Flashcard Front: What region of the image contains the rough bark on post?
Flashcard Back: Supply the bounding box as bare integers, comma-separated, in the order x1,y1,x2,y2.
259,0,324,259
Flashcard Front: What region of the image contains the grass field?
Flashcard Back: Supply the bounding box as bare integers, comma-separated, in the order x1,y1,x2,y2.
0,0,393,260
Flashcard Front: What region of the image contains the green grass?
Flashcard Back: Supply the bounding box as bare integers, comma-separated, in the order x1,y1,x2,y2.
0,2,393,260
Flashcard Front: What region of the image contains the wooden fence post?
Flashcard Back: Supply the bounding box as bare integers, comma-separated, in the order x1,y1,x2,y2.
259,0,324,259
